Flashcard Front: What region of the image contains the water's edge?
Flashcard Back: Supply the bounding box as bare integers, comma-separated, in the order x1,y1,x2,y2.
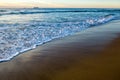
0,19,115,63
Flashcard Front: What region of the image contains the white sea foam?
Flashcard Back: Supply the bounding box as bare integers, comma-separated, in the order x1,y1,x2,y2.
0,8,119,62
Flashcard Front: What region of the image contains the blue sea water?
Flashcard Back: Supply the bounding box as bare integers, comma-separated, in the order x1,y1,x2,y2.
0,8,120,62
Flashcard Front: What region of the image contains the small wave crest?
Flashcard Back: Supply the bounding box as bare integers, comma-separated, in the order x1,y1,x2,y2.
86,14,115,26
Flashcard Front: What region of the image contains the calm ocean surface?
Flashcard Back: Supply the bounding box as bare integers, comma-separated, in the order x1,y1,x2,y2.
0,8,120,62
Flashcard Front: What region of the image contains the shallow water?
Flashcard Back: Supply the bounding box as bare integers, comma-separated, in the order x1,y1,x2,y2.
0,8,120,61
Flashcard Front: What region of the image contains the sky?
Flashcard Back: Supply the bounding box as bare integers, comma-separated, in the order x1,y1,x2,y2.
0,0,120,8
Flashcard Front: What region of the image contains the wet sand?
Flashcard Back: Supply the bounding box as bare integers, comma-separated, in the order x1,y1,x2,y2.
0,20,120,80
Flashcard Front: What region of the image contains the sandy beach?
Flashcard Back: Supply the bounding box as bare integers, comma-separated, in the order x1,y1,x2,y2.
0,20,120,80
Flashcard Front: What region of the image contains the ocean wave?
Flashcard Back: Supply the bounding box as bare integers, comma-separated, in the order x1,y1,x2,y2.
0,13,116,62
0,8,120,16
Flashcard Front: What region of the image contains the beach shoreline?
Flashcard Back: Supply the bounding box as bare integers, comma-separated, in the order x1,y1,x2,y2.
0,20,120,80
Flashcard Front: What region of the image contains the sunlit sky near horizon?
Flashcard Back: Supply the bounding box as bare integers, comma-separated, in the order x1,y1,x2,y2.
0,0,120,8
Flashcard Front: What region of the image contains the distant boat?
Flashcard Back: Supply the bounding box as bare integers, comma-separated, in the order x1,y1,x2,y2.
33,7,40,9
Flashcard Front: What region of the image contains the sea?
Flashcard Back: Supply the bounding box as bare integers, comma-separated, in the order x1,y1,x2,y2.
0,8,120,62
